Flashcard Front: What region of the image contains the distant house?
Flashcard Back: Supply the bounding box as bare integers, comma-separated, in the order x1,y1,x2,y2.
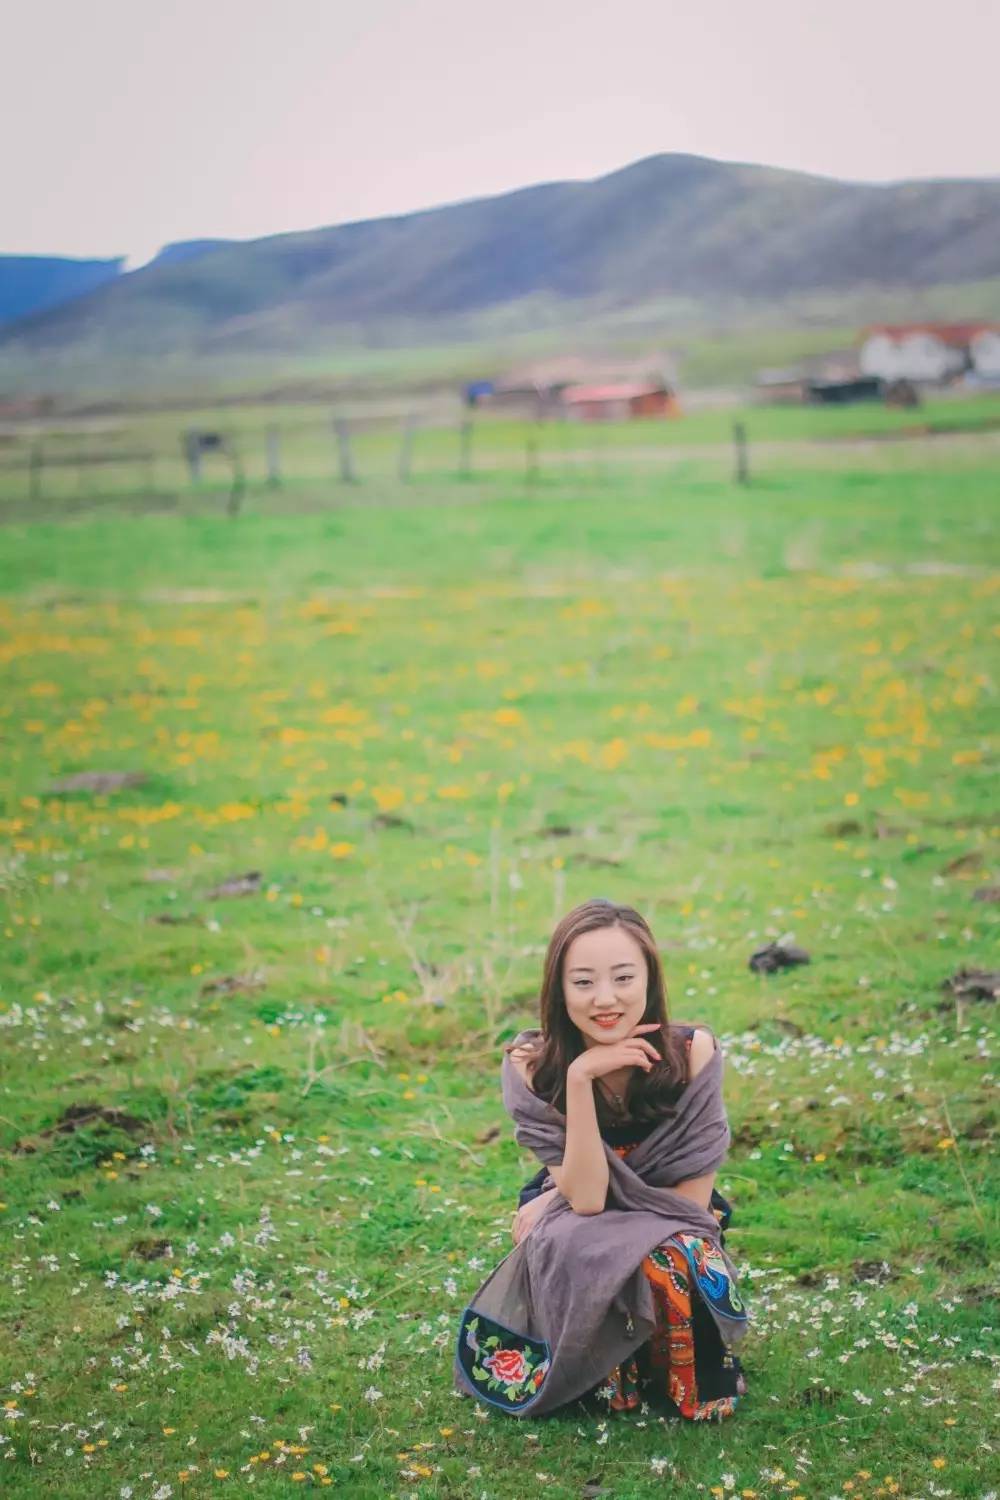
464,381,560,419
806,375,882,405
859,323,1000,383
754,369,812,404
754,352,866,406
466,352,679,420
560,382,679,422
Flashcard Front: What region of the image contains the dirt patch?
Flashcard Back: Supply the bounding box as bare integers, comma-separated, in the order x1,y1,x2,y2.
853,1259,895,1285
371,813,414,831
200,971,267,997
45,770,147,795
824,818,862,837
131,1238,172,1261
941,851,985,877
748,1017,805,1038
14,1102,146,1155
205,870,262,899
793,1384,839,1407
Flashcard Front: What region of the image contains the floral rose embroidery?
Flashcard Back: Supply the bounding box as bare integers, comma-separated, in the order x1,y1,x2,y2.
483,1347,527,1385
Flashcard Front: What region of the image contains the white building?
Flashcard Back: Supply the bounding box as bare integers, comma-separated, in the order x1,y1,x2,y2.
863,325,995,384
969,328,1000,380
859,323,1000,384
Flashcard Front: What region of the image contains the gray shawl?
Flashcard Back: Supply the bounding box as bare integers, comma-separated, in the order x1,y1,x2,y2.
453,1026,747,1417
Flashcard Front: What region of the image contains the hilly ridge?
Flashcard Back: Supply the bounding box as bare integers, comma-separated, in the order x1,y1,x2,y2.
0,254,125,327
4,153,1000,359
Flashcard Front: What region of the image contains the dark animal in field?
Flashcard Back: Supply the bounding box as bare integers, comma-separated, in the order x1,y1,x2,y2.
748,939,811,974
941,968,999,1002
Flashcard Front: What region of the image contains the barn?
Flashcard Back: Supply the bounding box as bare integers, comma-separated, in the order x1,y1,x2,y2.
559,382,679,422
467,353,680,421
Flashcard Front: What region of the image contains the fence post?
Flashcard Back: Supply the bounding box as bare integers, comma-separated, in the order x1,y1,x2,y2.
226,440,246,517
28,442,44,502
525,427,540,484
733,421,750,485
184,431,203,484
266,426,282,488
458,417,473,479
398,413,417,481
333,417,357,483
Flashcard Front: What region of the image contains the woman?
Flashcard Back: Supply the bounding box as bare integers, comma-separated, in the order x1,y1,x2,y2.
453,898,747,1420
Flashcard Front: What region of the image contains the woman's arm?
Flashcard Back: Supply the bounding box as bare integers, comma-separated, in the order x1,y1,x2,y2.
546,1065,610,1215
668,1172,715,1211
508,1027,659,1219
511,1184,560,1244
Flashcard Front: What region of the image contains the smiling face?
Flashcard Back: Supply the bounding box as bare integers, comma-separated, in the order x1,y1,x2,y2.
562,923,649,1049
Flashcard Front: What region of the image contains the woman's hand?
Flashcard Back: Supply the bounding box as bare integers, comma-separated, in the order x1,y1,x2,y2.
511,1186,560,1245
567,1022,662,1082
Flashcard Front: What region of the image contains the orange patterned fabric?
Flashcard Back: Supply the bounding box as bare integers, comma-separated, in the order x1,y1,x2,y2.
640,1241,739,1420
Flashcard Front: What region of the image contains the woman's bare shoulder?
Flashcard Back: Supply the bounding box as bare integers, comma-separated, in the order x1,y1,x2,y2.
686,1025,717,1080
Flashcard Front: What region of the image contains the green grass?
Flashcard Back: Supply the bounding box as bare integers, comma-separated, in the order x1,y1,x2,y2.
0,428,997,1498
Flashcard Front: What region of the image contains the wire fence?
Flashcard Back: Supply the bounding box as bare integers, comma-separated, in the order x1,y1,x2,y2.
0,408,752,520
2,393,995,522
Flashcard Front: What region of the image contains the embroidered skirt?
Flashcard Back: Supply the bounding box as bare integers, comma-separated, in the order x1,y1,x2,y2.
461,1148,748,1419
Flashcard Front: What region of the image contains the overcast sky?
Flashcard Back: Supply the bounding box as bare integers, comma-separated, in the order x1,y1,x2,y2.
6,0,1000,267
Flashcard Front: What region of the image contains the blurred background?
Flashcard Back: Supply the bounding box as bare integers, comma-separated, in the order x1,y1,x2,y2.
3,0,1000,498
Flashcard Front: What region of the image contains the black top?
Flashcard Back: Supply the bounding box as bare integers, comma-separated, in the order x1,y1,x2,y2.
598,1115,660,1147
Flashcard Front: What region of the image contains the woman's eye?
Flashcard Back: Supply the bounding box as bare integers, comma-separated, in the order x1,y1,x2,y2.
574,977,637,988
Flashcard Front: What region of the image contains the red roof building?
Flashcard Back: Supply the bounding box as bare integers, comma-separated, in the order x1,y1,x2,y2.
559,382,679,422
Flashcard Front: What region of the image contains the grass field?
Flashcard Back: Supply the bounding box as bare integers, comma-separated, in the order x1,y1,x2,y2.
0,409,997,1498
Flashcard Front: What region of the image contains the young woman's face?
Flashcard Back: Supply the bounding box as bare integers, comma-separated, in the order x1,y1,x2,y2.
562,924,649,1049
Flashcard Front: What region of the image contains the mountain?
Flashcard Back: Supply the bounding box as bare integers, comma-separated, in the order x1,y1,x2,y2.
146,239,238,269
3,154,1000,357
0,254,124,327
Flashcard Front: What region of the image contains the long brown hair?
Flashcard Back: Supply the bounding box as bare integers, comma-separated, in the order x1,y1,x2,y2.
503,898,687,1124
